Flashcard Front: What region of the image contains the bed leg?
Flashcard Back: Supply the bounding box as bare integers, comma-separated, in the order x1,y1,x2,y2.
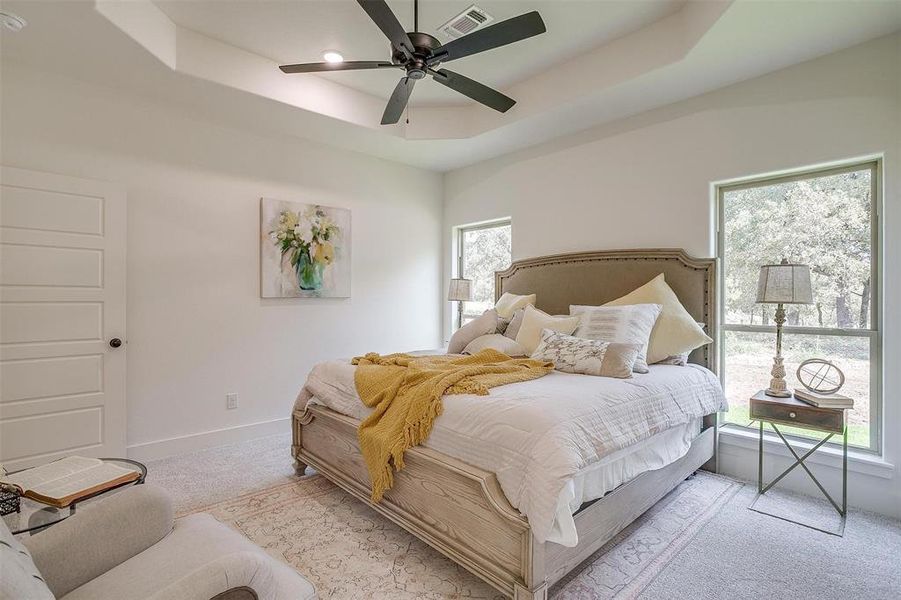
292,442,308,476
514,581,548,600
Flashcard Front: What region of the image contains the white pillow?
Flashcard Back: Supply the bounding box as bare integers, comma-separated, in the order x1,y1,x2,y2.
531,329,642,379
655,323,707,366
515,305,581,354
494,292,536,319
463,334,528,357
604,274,713,364
448,309,497,354
569,303,662,373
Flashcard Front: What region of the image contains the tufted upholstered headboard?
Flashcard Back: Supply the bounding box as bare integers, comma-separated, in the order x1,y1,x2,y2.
495,249,717,371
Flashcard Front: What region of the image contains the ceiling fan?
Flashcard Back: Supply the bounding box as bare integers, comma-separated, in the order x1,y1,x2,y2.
279,0,547,125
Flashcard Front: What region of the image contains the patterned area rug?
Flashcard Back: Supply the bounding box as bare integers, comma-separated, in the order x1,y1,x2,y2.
195,471,740,599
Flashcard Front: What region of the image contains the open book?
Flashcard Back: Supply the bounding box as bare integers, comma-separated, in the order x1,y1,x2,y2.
1,456,140,508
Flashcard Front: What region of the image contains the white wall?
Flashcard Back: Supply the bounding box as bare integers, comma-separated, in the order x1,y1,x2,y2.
444,34,901,517
1,67,444,459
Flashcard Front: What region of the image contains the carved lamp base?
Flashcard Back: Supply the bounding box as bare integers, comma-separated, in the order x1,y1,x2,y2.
765,355,792,398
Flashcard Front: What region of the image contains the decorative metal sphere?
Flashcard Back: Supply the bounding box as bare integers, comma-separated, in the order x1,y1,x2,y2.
796,358,845,395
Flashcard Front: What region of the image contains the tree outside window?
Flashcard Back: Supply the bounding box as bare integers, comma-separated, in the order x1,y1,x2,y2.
458,222,512,327
719,162,879,450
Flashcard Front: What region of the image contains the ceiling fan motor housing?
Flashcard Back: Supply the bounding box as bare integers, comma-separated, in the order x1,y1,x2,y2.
392,31,442,66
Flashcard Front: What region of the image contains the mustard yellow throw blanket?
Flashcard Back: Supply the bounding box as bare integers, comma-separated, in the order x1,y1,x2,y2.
352,348,553,502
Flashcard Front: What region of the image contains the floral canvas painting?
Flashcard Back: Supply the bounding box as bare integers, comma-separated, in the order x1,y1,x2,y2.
260,198,351,298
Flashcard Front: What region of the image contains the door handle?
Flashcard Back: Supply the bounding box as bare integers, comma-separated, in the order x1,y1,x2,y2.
109,338,123,349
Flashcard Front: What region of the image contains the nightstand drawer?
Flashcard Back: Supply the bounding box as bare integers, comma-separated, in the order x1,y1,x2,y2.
750,393,845,434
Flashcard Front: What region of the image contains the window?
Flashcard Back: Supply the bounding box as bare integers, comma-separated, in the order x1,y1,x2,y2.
717,160,881,451
456,220,512,327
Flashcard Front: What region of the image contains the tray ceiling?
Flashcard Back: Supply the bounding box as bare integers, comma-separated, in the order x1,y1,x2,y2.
153,0,686,106
2,1,899,171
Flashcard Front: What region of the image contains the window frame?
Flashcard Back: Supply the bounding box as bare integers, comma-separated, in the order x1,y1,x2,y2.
715,158,882,454
455,218,512,330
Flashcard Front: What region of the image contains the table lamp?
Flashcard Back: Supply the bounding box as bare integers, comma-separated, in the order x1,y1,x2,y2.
448,278,472,328
756,259,813,397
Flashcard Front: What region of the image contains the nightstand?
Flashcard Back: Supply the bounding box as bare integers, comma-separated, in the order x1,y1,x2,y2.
748,390,848,536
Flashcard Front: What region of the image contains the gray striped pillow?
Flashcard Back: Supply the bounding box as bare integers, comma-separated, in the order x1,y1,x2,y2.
569,303,663,373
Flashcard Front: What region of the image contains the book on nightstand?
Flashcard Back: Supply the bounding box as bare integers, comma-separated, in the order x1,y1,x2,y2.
793,388,854,409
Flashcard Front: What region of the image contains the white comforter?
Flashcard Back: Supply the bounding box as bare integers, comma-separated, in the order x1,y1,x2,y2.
294,360,727,546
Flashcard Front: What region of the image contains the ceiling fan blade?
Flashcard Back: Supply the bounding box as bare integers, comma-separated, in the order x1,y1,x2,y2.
431,69,515,113
356,0,413,59
429,11,546,64
381,77,416,125
279,61,398,74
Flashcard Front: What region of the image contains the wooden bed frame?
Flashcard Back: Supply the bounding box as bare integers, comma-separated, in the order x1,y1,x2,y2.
292,249,719,599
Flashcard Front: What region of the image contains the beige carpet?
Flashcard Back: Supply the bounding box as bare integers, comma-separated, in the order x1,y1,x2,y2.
148,433,901,599
190,467,740,599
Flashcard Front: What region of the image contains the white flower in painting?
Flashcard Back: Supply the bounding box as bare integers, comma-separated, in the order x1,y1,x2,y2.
318,214,334,236
294,223,312,245
305,206,322,228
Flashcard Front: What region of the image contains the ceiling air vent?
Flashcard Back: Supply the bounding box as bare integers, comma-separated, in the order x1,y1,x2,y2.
438,5,494,40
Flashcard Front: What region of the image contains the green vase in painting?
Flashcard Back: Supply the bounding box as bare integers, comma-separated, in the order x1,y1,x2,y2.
294,249,324,291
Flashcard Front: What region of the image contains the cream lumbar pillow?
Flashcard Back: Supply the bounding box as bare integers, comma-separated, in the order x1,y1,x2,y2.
515,304,581,354
604,274,713,364
448,309,498,354
494,292,536,319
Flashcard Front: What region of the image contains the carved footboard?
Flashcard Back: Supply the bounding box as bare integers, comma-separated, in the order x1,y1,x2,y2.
293,404,715,600
293,405,541,598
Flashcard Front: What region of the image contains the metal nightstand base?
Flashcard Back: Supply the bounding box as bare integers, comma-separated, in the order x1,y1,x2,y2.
749,421,847,537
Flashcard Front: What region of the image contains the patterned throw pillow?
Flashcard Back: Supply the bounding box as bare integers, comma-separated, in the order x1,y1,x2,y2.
569,303,662,373
531,329,641,379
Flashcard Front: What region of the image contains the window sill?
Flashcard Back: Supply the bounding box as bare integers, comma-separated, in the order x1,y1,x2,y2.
718,425,895,479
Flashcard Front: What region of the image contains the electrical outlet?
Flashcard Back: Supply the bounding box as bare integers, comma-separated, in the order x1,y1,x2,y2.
226,393,238,410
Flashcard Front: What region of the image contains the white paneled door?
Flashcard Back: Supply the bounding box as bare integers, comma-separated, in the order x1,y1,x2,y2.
0,167,126,470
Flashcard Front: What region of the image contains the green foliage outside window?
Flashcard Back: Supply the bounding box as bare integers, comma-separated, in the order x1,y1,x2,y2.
459,223,512,325
721,164,878,449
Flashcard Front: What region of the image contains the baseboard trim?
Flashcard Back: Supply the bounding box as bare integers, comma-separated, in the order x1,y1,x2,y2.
717,441,900,519
127,417,290,462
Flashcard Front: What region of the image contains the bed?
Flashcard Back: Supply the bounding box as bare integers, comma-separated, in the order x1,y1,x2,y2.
291,249,722,599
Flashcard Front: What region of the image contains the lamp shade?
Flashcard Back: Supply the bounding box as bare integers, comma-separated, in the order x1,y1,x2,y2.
448,278,472,302
756,259,813,304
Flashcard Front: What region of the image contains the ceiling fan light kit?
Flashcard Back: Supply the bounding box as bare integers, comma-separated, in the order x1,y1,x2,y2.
321,50,345,63
279,0,546,125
